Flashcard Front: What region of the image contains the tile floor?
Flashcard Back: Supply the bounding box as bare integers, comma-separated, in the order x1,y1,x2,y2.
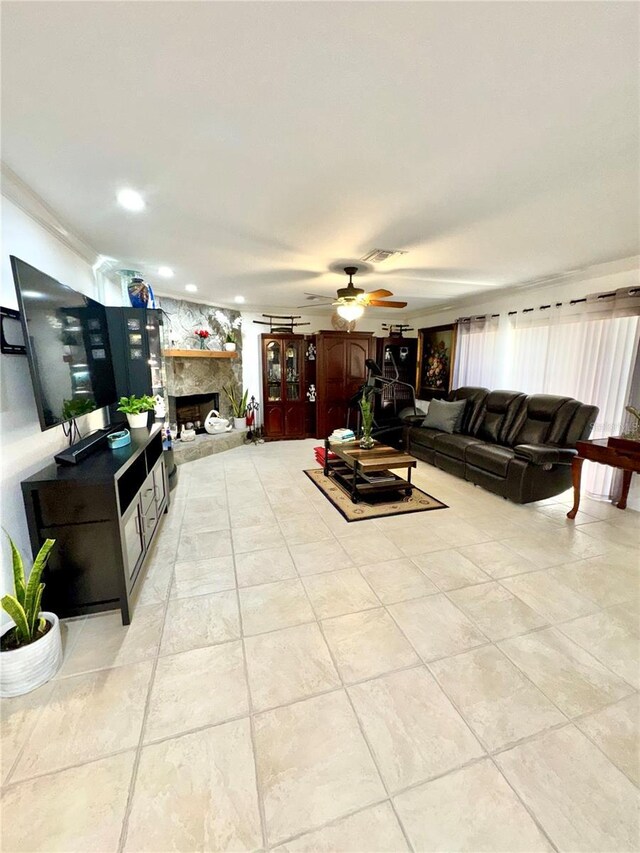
2,438,639,852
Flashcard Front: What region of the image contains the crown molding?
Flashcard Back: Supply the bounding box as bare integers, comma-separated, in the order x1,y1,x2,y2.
1,162,101,266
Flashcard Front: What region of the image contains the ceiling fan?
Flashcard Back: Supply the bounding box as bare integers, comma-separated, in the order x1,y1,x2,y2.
301,266,407,321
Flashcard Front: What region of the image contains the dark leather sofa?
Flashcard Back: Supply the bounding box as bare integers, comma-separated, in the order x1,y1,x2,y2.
404,387,598,503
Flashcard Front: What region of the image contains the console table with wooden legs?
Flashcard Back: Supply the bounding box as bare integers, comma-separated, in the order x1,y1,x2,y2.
567,436,640,519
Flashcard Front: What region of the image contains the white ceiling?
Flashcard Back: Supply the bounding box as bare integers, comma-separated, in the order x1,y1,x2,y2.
2,1,638,314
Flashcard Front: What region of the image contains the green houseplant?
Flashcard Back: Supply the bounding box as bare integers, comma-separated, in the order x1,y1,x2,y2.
359,388,375,449
224,330,237,352
1,534,62,697
223,385,249,429
116,394,156,429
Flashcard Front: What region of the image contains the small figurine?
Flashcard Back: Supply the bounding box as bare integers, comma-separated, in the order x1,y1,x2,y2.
306,384,316,403
154,394,166,419
306,342,316,360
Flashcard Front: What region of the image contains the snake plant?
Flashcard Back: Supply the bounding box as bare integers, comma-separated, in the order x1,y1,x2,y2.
223,385,249,418
1,534,55,647
359,389,375,437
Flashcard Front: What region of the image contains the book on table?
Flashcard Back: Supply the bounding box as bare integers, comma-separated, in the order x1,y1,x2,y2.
328,428,355,443
360,469,398,484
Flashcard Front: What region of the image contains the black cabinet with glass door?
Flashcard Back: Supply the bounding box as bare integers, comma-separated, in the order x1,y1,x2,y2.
105,308,166,426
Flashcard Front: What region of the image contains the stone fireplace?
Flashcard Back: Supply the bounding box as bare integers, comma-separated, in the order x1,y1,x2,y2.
159,296,243,425
164,354,240,420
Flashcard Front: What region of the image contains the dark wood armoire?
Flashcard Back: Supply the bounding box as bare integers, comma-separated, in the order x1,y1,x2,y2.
315,331,375,438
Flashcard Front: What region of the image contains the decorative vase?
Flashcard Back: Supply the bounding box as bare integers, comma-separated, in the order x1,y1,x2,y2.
359,432,375,449
127,277,149,308
224,342,236,352
0,612,62,697
199,338,207,350
126,411,149,429
233,417,247,430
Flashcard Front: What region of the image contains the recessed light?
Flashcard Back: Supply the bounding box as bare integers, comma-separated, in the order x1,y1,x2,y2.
117,188,145,212
185,283,198,292
158,266,174,278
234,295,245,304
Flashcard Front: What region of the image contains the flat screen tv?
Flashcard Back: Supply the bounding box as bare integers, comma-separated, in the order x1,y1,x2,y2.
11,256,117,431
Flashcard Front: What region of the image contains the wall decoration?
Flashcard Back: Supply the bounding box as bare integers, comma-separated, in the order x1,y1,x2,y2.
417,324,457,400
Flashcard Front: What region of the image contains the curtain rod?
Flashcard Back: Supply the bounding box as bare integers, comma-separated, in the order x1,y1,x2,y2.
458,286,639,322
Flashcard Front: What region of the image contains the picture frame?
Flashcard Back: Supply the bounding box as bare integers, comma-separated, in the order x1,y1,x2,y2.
416,324,457,400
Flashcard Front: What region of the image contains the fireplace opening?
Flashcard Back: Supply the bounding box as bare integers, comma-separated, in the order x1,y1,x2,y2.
170,393,220,431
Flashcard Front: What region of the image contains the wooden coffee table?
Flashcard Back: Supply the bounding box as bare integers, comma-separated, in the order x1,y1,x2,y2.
323,439,417,503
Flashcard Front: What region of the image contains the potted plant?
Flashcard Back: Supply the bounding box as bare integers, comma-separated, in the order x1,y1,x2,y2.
359,388,375,449
223,385,249,429
195,328,210,350
116,394,155,429
224,330,237,352
1,534,62,697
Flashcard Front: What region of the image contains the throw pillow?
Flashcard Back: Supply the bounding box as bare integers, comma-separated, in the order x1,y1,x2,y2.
422,399,466,434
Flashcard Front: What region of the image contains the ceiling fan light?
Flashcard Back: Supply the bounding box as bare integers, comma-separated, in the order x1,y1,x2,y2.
337,303,364,322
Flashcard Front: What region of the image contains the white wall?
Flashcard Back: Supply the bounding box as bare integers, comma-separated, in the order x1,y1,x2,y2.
405,257,639,330
0,194,122,603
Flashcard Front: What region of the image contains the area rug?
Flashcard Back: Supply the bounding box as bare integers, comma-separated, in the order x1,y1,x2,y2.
304,467,448,522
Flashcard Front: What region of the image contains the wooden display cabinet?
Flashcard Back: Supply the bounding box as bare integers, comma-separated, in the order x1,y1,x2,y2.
261,334,306,439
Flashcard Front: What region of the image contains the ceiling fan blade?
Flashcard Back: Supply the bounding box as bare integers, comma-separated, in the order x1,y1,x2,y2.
368,299,408,309
365,288,393,299
303,292,334,301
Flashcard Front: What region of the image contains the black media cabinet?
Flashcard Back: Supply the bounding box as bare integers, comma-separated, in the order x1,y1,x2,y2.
22,424,169,625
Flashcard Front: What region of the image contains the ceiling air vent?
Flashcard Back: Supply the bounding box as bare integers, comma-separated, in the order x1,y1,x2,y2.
361,248,407,264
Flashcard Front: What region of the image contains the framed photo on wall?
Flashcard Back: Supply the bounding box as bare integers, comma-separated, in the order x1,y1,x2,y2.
417,324,457,400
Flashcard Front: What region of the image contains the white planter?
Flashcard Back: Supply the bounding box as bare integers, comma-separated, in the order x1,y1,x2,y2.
0,612,62,698
126,412,149,429
224,342,237,352
233,417,247,430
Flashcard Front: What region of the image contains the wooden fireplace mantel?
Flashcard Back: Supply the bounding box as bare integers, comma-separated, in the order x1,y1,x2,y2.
165,349,238,359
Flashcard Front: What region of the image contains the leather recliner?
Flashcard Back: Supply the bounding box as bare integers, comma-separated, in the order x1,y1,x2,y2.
404,388,598,503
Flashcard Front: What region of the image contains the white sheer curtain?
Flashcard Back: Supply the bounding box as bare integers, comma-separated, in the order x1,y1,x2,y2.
453,315,508,389
454,290,640,499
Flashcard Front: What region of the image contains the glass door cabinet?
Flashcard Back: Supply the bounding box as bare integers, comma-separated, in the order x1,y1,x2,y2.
262,334,305,438
105,308,167,426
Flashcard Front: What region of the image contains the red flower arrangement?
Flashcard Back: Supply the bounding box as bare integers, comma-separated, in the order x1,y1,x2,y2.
194,329,211,349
